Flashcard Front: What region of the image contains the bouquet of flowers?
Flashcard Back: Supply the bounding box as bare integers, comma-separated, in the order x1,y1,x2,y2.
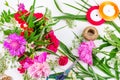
0,0,65,79
1,0,120,80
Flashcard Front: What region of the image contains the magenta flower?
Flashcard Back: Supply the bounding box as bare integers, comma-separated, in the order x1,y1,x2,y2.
28,62,50,79
19,57,34,69
4,33,26,56
78,41,95,65
18,3,25,11
34,52,47,63
46,30,59,53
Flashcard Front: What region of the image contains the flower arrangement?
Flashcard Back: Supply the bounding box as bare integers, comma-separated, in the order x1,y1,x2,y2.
1,0,120,80
0,0,65,80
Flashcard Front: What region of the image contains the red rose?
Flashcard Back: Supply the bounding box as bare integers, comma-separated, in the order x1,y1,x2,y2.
58,56,68,66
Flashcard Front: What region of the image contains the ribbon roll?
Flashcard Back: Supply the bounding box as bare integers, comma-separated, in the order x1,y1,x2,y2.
99,1,119,21
86,6,105,25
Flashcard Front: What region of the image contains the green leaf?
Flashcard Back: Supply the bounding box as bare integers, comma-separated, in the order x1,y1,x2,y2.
105,37,118,47
4,1,9,6
60,41,74,57
12,27,22,34
34,40,49,45
81,0,91,7
32,34,40,41
36,48,59,57
89,66,99,80
24,31,29,39
98,43,110,50
109,48,118,58
29,31,36,38
18,55,26,61
0,10,12,23
54,14,86,21
27,0,36,28
93,55,115,77
114,61,119,80
53,0,64,13
110,33,120,44
64,3,86,13
75,1,88,10
28,19,34,28
106,21,120,33
4,29,12,35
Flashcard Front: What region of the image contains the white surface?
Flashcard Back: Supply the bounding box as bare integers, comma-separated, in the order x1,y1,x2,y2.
0,0,120,80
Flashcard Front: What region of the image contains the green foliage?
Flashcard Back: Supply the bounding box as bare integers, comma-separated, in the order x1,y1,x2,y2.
4,1,9,6
4,27,22,35
109,48,118,59
0,57,7,74
98,43,111,50
114,61,119,80
27,31,41,43
18,55,26,62
0,10,13,23
27,0,36,28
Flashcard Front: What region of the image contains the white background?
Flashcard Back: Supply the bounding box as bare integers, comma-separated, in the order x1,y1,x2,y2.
1,0,120,80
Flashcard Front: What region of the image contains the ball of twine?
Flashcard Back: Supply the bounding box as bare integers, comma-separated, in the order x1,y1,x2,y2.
0,74,12,80
82,26,98,41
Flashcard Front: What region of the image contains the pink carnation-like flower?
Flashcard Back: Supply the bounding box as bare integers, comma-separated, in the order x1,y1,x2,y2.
4,33,26,56
58,56,68,66
78,41,95,65
18,3,25,11
19,57,34,69
34,13,43,19
18,52,47,74
46,30,59,53
34,52,47,63
28,62,50,79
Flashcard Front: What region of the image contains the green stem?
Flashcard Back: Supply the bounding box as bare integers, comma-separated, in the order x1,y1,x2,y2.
106,21,120,33
81,0,92,7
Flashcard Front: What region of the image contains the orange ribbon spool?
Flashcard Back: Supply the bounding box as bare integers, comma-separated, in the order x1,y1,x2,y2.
99,1,119,21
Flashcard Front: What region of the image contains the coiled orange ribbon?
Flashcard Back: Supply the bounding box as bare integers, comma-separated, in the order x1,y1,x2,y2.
99,1,119,21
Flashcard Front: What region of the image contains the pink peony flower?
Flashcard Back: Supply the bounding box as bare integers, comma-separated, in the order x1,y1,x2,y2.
4,33,26,56
78,41,95,65
34,52,47,63
28,62,50,79
46,30,59,53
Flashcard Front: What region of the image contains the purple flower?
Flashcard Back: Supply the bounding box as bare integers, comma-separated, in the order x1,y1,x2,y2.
4,33,26,56
18,3,25,11
78,41,95,65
